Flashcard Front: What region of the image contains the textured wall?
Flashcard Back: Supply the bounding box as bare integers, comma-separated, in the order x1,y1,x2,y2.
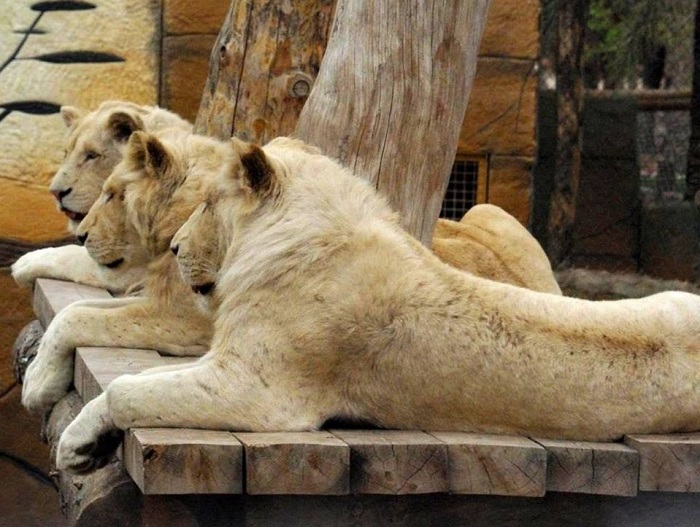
458,0,539,224
0,0,160,250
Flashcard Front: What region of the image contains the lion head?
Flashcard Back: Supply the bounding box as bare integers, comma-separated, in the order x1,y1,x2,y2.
50,101,191,233
76,128,229,274
171,137,317,297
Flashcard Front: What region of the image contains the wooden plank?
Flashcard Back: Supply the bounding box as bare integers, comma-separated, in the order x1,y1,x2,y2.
330,430,448,495
33,278,111,328
235,432,350,495
625,434,700,492
74,347,196,402
536,439,639,497
431,433,546,497
585,89,692,112
124,428,243,495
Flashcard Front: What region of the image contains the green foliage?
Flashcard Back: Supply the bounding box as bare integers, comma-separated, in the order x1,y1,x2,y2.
585,0,688,87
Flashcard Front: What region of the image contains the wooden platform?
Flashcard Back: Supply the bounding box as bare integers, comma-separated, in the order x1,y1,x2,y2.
32,277,700,500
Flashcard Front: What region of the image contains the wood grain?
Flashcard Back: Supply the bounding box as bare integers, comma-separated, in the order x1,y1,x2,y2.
195,0,336,143
331,429,448,494
74,347,196,402
124,428,243,495
625,434,700,492
33,278,111,328
536,439,639,497
431,432,546,497
295,0,491,245
236,431,350,495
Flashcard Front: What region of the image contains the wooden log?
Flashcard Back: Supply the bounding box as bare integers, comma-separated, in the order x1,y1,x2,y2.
295,0,491,245
74,347,196,402
33,278,111,328
535,439,639,497
330,429,448,495
194,0,336,143
430,432,546,497
43,391,144,527
124,428,243,495
625,434,700,492
12,320,44,383
235,432,350,495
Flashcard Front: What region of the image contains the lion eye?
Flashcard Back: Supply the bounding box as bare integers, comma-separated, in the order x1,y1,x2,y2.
85,151,100,162
104,193,114,203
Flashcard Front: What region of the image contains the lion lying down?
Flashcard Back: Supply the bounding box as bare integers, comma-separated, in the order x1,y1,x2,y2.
57,137,700,473
18,111,558,415
21,129,229,412
12,101,192,294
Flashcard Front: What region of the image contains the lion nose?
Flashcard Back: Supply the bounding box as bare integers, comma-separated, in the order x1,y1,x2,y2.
76,232,88,246
51,187,72,201
170,244,179,256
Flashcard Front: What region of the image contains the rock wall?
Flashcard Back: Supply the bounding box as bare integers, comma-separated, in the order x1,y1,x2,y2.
458,0,539,224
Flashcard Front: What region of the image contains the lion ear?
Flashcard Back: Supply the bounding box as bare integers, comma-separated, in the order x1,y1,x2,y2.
232,138,275,195
108,111,143,142
127,131,170,177
60,106,85,128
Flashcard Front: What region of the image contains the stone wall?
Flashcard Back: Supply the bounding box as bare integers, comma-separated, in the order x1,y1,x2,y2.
458,0,539,225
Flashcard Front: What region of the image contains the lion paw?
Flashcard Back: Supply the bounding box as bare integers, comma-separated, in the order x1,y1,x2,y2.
11,248,60,288
57,398,123,474
21,358,73,413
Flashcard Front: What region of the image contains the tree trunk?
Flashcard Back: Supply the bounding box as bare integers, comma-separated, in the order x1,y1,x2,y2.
194,0,336,143
294,0,491,245
547,0,589,267
686,0,700,201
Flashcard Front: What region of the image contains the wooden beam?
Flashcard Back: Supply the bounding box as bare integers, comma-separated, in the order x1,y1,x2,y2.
295,0,491,245
585,89,692,112
124,428,243,495
330,430,448,495
431,432,546,497
235,432,350,495
625,434,700,492
535,439,639,497
33,278,111,328
74,347,197,402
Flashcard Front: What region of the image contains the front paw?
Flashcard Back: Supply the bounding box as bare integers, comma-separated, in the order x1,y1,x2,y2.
11,248,59,288
21,359,73,413
57,398,123,474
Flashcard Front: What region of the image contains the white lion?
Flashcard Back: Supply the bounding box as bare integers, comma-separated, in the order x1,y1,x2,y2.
21,129,230,413
11,101,192,294
57,137,700,473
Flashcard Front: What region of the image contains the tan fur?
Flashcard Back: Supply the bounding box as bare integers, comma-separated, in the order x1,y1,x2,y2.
433,206,561,295
12,101,191,293
54,100,192,232
21,130,230,413
57,138,700,473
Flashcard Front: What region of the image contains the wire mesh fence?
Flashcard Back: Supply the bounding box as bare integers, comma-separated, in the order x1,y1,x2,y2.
439,158,481,220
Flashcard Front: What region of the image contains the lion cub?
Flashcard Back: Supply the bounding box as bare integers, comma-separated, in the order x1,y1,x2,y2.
56,137,700,474
22,129,230,413
12,101,191,294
